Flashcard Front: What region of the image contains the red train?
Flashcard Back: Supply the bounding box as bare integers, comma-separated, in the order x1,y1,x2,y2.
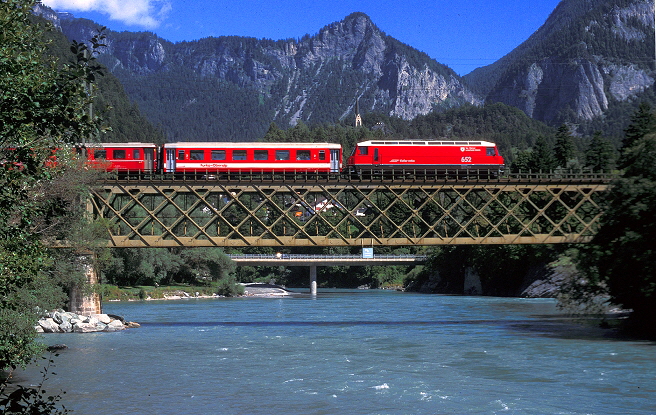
79,140,504,178
346,140,505,176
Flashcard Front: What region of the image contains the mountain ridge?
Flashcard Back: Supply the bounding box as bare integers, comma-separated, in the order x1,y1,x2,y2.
35,1,656,141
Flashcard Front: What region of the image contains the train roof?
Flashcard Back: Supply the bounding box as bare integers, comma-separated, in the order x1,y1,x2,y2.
164,142,342,149
356,140,498,147
81,142,158,148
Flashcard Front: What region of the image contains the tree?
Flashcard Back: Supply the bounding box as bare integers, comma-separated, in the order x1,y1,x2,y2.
530,136,557,171
0,0,104,370
585,131,616,172
622,102,656,153
577,111,656,336
553,124,576,168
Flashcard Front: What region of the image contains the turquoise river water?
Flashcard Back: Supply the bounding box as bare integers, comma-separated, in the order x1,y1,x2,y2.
16,289,656,414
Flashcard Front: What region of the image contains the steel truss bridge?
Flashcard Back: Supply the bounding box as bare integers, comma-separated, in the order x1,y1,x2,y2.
88,172,613,248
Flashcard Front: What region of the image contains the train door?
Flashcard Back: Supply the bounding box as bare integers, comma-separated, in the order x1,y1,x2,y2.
373,148,379,164
165,148,176,173
144,148,154,173
330,149,340,173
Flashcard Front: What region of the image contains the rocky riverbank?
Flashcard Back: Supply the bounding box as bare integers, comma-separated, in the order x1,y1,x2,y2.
36,310,140,333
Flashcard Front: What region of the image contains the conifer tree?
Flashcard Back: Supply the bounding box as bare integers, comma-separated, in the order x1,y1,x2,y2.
553,124,576,168
585,131,616,172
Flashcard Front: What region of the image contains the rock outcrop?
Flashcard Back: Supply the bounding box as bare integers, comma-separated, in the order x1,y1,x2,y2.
36,310,138,333
483,0,655,125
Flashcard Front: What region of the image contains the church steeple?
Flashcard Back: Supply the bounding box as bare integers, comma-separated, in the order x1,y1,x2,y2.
355,99,362,127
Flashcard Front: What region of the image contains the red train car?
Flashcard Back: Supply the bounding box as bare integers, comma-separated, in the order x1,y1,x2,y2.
161,142,342,175
346,140,504,175
81,143,158,173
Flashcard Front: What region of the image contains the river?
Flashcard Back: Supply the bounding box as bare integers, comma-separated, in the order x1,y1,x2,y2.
16,289,656,414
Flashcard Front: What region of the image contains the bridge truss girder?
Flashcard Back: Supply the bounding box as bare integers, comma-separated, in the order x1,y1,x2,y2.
89,181,608,247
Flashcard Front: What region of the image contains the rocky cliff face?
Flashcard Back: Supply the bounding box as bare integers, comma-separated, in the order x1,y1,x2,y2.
485,0,654,125
49,11,480,128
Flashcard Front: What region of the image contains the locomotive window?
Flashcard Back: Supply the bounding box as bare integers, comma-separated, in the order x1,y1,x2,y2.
211,150,226,160
94,150,106,159
254,150,268,160
275,150,290,160
358,147,368,155
318,150,325,160
486,148,496,156
133,149,141,159
178,150,185,160
113,149,126,159
190,150,204,160
296,150,311,160
233,150,247,160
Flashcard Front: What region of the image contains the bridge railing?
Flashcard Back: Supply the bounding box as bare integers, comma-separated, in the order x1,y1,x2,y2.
228,254,428,261
96,169,618,184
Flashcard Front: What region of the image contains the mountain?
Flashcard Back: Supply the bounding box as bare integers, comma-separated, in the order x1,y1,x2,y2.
466,0,655,128
36,0,655,142
47,12,479,142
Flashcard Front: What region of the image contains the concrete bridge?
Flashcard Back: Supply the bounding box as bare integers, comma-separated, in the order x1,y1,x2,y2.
229,253,427,295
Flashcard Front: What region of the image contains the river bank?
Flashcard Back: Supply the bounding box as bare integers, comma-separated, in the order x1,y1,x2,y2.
101,282,294,302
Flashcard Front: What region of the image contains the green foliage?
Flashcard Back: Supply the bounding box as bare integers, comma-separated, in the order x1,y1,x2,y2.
0,0,105,371
103,248,236,287
0,355,70,414
620,102,656,165
585,131,616,172
553,124,577,168
576,106,656,335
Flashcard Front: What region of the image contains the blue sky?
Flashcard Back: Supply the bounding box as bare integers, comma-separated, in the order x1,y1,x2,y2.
41,0,562,75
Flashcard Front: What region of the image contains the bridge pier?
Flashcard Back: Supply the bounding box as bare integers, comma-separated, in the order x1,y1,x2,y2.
68,254,102,316
310,265,317,295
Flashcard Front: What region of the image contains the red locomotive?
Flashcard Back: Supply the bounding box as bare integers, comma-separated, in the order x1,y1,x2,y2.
346,140,505,176
76,139,504,178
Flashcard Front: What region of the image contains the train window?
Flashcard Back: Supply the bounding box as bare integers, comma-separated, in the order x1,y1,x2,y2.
318,150,325,160
113,149,126,159
254,150,268,160
178,150,185,160
133,149,141,159
233,150,247,160
211,150,226,160
276,150,290,160
190,150,204,160
94,150,106,159
296,150,311,160
486,148,496,156
359,147,368,155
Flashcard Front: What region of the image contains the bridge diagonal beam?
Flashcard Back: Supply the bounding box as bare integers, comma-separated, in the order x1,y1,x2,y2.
88,180,610,247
